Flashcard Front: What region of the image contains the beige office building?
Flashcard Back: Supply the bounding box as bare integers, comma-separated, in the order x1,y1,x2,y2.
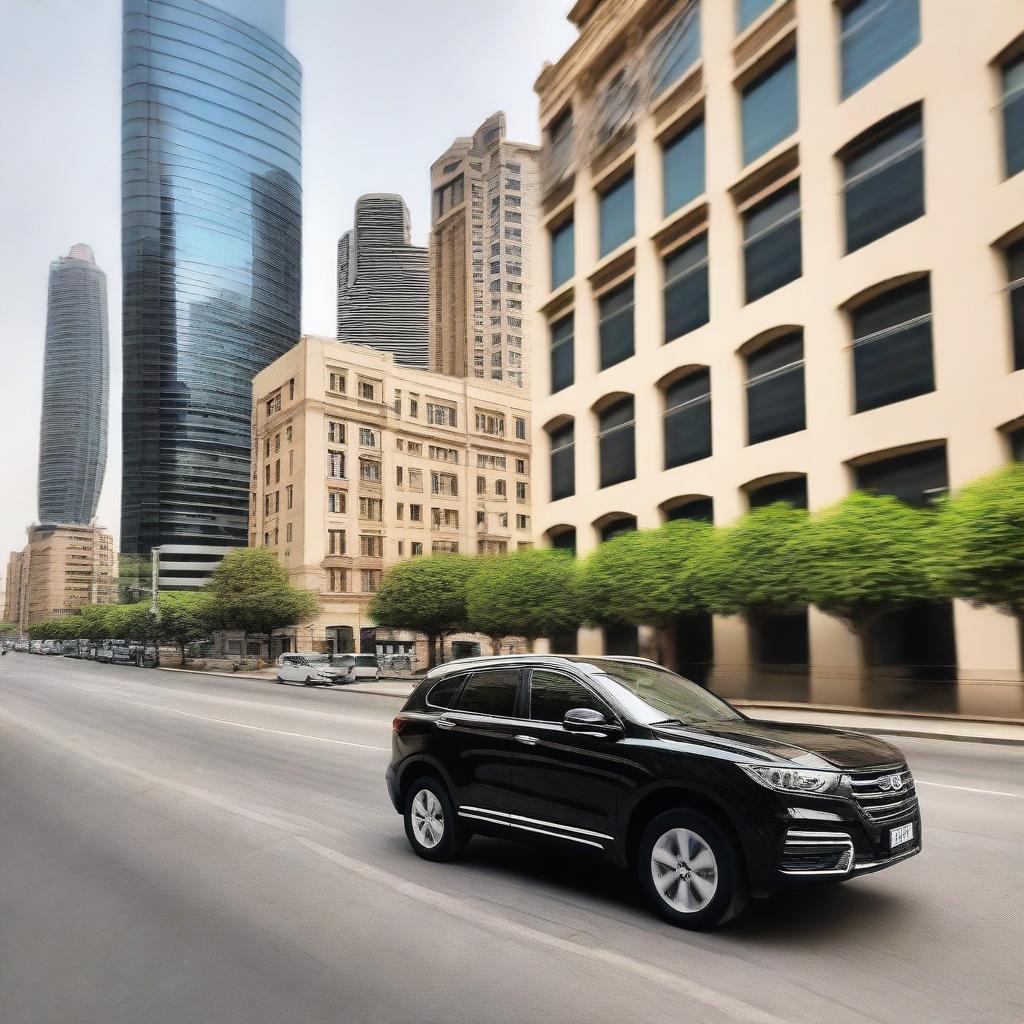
428,112,539,391
251,337,532,657
531,0,1024,715
6,523,118,629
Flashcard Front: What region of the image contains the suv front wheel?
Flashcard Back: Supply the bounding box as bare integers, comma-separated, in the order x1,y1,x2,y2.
638,809,747,930
403,777,467,862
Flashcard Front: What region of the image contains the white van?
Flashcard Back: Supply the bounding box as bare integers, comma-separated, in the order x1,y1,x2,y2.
351,653,380,681
276,652,355,685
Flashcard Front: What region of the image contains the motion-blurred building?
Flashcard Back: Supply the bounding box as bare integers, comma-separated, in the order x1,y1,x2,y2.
530,0,1024,713
429,113,539,390
337,194,429,369
120,0,302,591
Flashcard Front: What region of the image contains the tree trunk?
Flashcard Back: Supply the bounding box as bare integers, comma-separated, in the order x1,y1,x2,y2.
491,636,502,656
426,633,438,669
180,641,187,666
524,636,535,654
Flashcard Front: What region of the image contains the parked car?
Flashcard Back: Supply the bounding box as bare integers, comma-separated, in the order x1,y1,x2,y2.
93,644,115,663
61,639,80,657
30,640,43,654
40,640,63,655
276,652,354,685
14,640,30,653
387,655,922,931
351,653,381,681
128,642,160,668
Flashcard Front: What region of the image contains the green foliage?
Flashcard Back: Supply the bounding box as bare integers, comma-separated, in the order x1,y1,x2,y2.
579,521,714,627
370,554,477,664
0,622,17,636
704,504,809,616
467,548,581,643
156,592,215,655
801,491,937,633
205,548,319,635
929,464,1024,615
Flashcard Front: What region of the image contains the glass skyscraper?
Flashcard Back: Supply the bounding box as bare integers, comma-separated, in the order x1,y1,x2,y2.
121,0,301,590
38,244,109,526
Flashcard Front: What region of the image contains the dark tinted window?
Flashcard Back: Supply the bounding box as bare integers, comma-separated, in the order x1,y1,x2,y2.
855,445,948,507
551,528,577,555
549,421,575,501
454,670,521,716
426,674,465,708
651,3,701,97
530,670,608,722
551,219,575,290
600,516,636,542
599,175,635,257
741,53,797,165
843,111,923,253
841,0,919,99
746,331,805,444
664,369,712,467
666,497,713,523
1004,54,1024,179
852,278,933,412
737,0,774,32
550,313,574,393
664,235,709,341
744,184,801,302
599,279,635,369
663,120,705,215
1008,238,1024,370
749,475,807,509
599,397,636,487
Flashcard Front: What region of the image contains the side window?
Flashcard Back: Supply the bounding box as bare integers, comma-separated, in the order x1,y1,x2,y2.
426,674,465,709
530,670,610,723
454,670,521,717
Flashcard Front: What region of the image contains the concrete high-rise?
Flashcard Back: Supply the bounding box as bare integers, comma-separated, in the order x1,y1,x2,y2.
120,0,302,591
428,113,538,390
336,194,429,369
38,244,108,525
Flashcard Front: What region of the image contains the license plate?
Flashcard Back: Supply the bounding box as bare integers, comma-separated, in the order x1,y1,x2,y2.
890,823,914,849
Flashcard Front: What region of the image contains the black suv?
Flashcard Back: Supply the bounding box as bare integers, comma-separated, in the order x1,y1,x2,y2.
387,655,922,929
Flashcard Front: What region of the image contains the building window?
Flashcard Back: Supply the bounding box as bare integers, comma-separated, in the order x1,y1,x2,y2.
327,568,347,593
396,502,404,521
743,182,801,303
748,475,808,509
327,419,345,444
516,514,529,530
359,497,383,521
411,542,424,556
516,481,527,502
598,279,635,370
360,534,384,557
741,52,797,165
550,313,574,393
475,411,505,436
408,468,423,491
359,427,378,447
286,425,292,442
664,235,709,341
855,445,947,507
664,370,712,468
495,479,507,498
1003,54,1024,178
264,438,270,458
328,490,345,514
600,515,637,542
843,109,923,253
666,497,714,523
549,421,575,502
514,417,526,440
427,402,457,427
288,378,295,401
327,529,346,555
274,459,280,483
359,458,381,482
361,569,382,593
746,331,805,445
286,485,293,510
598,397,636,488
515,458,526,475
840,0,919,99
663,118,705,215
852,278,934,412
550,528,576,556
285,523,293,543
328,371,346,394
598,173,635,257
651,1,701,97
551,218,574,290
266,392,281,416
431,471,458,496
1008,238,1024,370
432,541,459,555
409,504,422,522
327,450,345,479
737,0,774,32
431,508,459,531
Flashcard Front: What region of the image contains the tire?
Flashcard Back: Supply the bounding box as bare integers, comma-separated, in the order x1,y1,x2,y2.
403,777,468,862
304,674,317,686
275,675,284,683
637,809,748,931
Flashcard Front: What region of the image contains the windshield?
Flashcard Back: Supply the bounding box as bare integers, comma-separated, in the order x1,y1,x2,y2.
303,653,329,664
585,661,741,726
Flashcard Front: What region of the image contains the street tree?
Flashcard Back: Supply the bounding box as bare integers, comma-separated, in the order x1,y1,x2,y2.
800,491,937,647
370,554,477,667
206,548,319,640
155,592,215,664
929,463,1024,618
704,503,810,616
467,548,581,652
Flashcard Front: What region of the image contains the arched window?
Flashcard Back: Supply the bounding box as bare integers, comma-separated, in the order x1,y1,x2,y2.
662,368,711,467
744,329,805,445
546,419,575,502
597,396,635,488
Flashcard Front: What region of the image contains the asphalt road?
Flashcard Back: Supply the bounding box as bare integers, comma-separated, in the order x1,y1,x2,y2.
1,655,1022,1024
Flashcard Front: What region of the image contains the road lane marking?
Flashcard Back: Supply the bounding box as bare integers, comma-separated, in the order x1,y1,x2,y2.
296,837,792,1024
917,779,1022,799
121,701,390,751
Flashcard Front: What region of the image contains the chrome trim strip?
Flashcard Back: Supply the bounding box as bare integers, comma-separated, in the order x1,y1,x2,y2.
459,805,613,841
780,830,854,876
786,830,851,840
456,811,605,849
854,845,920,870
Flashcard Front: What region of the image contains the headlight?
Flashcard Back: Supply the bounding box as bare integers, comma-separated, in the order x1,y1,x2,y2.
739,764,844,795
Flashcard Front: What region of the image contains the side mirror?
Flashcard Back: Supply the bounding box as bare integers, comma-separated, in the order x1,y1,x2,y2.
563,707,622,736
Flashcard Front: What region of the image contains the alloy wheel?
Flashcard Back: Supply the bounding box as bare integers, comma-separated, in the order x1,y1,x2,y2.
650,827,719,913
410,788,445,849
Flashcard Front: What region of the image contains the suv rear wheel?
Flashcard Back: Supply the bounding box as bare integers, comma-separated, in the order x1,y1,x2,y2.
403,777,467,862
638,809,747,930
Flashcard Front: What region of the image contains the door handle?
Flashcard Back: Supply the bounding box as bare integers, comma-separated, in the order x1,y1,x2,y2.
514,734,538,746
436,717,455,730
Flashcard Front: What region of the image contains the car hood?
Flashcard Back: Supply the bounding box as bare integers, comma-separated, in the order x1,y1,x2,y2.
658,719,903,769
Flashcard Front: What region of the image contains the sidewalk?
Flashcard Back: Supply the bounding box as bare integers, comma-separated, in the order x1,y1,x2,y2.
159,666,1024,744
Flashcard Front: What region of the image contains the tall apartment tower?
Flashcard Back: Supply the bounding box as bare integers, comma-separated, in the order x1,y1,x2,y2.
428,112,538,390
120,0,302,591
38,244,109,525
336,194,429,369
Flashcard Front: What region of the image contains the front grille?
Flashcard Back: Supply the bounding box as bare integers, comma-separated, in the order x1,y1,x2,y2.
781,830,854,874
849,765,919,823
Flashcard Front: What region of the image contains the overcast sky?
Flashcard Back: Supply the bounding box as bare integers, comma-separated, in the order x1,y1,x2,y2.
0,0,576,574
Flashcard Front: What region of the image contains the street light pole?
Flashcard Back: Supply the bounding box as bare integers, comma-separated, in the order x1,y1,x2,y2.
149,546,161,623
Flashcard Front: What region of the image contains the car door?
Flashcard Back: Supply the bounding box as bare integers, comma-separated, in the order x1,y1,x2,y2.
509,668,628,851
430,667,525,828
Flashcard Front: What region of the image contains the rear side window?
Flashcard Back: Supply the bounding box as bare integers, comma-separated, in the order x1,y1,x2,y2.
426,674,465,709
530,670,609,723
454,670,521,717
